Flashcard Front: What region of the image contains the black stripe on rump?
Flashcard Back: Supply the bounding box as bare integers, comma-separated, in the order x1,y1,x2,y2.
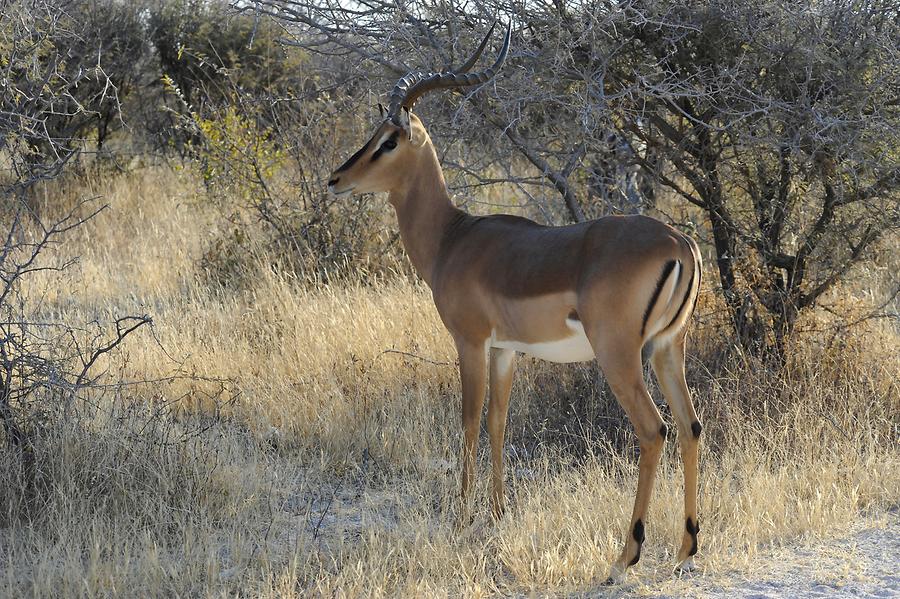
641,260,678,337
334,138,372,173
689,262,703,315
665,258,696,331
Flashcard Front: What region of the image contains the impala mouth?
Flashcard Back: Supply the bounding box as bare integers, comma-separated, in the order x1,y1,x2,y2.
327,183,355,197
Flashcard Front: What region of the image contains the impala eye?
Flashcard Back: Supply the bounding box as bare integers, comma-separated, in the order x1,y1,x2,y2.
370,133,400,163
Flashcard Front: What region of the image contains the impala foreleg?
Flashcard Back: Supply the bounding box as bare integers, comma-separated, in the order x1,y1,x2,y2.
595,345,666,583
488,348,516,519
650,336,701,572
457,340,488,524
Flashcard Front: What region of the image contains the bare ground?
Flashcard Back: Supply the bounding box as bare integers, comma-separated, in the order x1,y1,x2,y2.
611,511,900,598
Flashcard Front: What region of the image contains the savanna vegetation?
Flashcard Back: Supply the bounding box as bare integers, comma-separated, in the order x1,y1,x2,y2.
1,0,897,596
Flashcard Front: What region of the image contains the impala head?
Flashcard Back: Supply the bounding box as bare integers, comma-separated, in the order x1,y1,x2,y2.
327,22,511,197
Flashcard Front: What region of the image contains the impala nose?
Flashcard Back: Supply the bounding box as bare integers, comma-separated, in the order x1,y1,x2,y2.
327,176,354,197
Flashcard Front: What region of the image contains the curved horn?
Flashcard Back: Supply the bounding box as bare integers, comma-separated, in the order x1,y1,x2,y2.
454,20,496,74
386,21,511,121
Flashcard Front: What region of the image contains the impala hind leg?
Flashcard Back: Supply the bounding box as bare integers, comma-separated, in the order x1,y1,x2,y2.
457,340,488,525
592,337,666,583
650,336,701,572
488,348,516,519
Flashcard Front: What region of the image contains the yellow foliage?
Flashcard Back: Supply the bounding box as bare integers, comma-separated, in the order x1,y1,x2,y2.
189,103,284,204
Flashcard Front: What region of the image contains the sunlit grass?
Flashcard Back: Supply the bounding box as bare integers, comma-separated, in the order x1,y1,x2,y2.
1,167,897,597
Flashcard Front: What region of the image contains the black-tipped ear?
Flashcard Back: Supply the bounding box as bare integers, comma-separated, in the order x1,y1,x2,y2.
400,106,412,140
378,103,386,118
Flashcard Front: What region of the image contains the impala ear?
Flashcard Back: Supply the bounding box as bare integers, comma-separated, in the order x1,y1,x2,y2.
397,106,412,137
401,107,428,147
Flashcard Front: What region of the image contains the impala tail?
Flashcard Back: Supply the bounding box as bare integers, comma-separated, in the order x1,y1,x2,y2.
642,235,702,346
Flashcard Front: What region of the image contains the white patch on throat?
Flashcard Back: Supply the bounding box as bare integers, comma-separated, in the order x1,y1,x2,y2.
490,319,595,364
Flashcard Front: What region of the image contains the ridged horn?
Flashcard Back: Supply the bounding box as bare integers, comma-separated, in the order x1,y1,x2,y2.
386,21,511,121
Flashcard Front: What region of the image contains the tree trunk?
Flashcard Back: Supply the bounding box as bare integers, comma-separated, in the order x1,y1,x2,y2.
0,372,26,448
697,144,768,355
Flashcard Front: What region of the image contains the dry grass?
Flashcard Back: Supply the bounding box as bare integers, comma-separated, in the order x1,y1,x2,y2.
1,167,898,598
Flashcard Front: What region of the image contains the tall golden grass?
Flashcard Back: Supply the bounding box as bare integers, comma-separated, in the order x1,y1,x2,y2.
1,167,897,597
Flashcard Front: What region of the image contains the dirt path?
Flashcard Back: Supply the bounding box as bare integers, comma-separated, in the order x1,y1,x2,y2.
647,513,900,598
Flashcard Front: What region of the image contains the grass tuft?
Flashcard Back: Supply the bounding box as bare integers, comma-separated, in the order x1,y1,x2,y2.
2,167,897,597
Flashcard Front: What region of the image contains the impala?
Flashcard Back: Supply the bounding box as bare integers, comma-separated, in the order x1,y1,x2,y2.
327,23,704,582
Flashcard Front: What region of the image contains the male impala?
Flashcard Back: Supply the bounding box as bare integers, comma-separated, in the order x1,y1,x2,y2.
328,24,704,582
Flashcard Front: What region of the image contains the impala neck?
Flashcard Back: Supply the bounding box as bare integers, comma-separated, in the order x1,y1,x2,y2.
388,140,462,287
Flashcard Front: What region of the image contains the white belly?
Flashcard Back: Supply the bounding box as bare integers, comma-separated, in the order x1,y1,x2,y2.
491,319,595,364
